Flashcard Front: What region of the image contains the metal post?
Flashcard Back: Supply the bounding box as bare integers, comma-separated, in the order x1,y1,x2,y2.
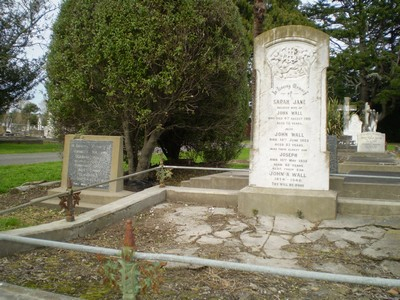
58,177,80,222
66,177,75,222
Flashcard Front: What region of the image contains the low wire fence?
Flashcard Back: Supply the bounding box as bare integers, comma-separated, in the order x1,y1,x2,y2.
1,165,399,217
0,166,400,297
1,228,400,289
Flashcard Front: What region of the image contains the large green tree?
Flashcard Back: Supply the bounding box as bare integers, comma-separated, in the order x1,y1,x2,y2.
264,0,312,30
303,0,400,108
21,102,39,126
0,0,54,113
47,0,250,173
303,0,400,141
158,0,254,163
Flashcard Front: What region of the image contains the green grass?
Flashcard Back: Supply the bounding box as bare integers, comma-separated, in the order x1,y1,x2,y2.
0,143,62,154
0,142,250,193
225,163,249,169
235,147,250,161
0,161,62,193
0,217,25,231
387,143,399,152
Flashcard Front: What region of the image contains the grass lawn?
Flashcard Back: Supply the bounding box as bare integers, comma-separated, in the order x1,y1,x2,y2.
0,142,63,154
0,161,62,193
0,142,251,193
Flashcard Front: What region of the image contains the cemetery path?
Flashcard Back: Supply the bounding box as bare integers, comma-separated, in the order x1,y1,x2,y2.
0,152,62,165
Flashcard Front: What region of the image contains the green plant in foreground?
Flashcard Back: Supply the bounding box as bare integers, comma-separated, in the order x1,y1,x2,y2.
100,221,165,300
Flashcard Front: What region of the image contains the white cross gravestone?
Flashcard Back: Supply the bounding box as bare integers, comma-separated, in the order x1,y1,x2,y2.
338,97,357,134
238,26,337,221
337,97,361,145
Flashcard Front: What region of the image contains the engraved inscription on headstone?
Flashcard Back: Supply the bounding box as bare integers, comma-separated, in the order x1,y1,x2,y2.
357,132,385,153
250,25,330,191
68,140,113,189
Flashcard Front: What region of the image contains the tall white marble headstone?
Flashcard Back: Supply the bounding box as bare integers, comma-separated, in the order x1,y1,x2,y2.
250,25,330,191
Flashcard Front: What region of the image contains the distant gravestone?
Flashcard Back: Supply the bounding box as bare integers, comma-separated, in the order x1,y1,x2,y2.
357,132,386,153
61,135,124,192
239,26,337,221
363,102,380,132
327,135,338,174
357,102,385,153
338,97,361,145
338,135,356,150
346,114,363,144
339,97,357,135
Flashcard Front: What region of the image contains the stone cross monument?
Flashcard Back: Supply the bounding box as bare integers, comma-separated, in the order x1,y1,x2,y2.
239,26,337,221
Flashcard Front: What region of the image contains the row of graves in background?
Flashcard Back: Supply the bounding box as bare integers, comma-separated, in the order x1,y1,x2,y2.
337,97,385,153
1,114,54,138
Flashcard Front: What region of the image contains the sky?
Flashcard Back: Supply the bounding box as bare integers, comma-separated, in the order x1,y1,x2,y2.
29,0,316,111
27,0,61,111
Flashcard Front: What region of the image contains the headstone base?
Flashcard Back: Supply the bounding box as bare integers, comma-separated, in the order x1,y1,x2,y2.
238,186,337,222
48,187,133,206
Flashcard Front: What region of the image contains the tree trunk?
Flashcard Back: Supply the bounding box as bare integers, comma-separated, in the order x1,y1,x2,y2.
135,129,163,178
158,129,183,162
253,0,266,38
252,0,266,104
359,69,369,102
122,117,135,176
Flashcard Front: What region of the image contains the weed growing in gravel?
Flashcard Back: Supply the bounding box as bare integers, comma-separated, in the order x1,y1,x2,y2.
100,247,165,300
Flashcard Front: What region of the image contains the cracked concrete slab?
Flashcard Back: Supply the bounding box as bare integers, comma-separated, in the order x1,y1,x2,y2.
319,215,378,229
214,230,232,239
273,215,315,234
158,205,400,278
362,230,400,260
312,262,361,276
381,260,400,277
240,230,269,251
233,252,301,269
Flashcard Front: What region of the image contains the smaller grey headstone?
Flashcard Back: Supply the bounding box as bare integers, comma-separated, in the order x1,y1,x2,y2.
68,140,113,189
338,135,356,151
327,135,338,174
357,132,385,153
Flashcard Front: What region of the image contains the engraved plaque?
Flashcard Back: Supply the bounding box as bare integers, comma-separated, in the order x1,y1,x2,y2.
68,140,113,189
